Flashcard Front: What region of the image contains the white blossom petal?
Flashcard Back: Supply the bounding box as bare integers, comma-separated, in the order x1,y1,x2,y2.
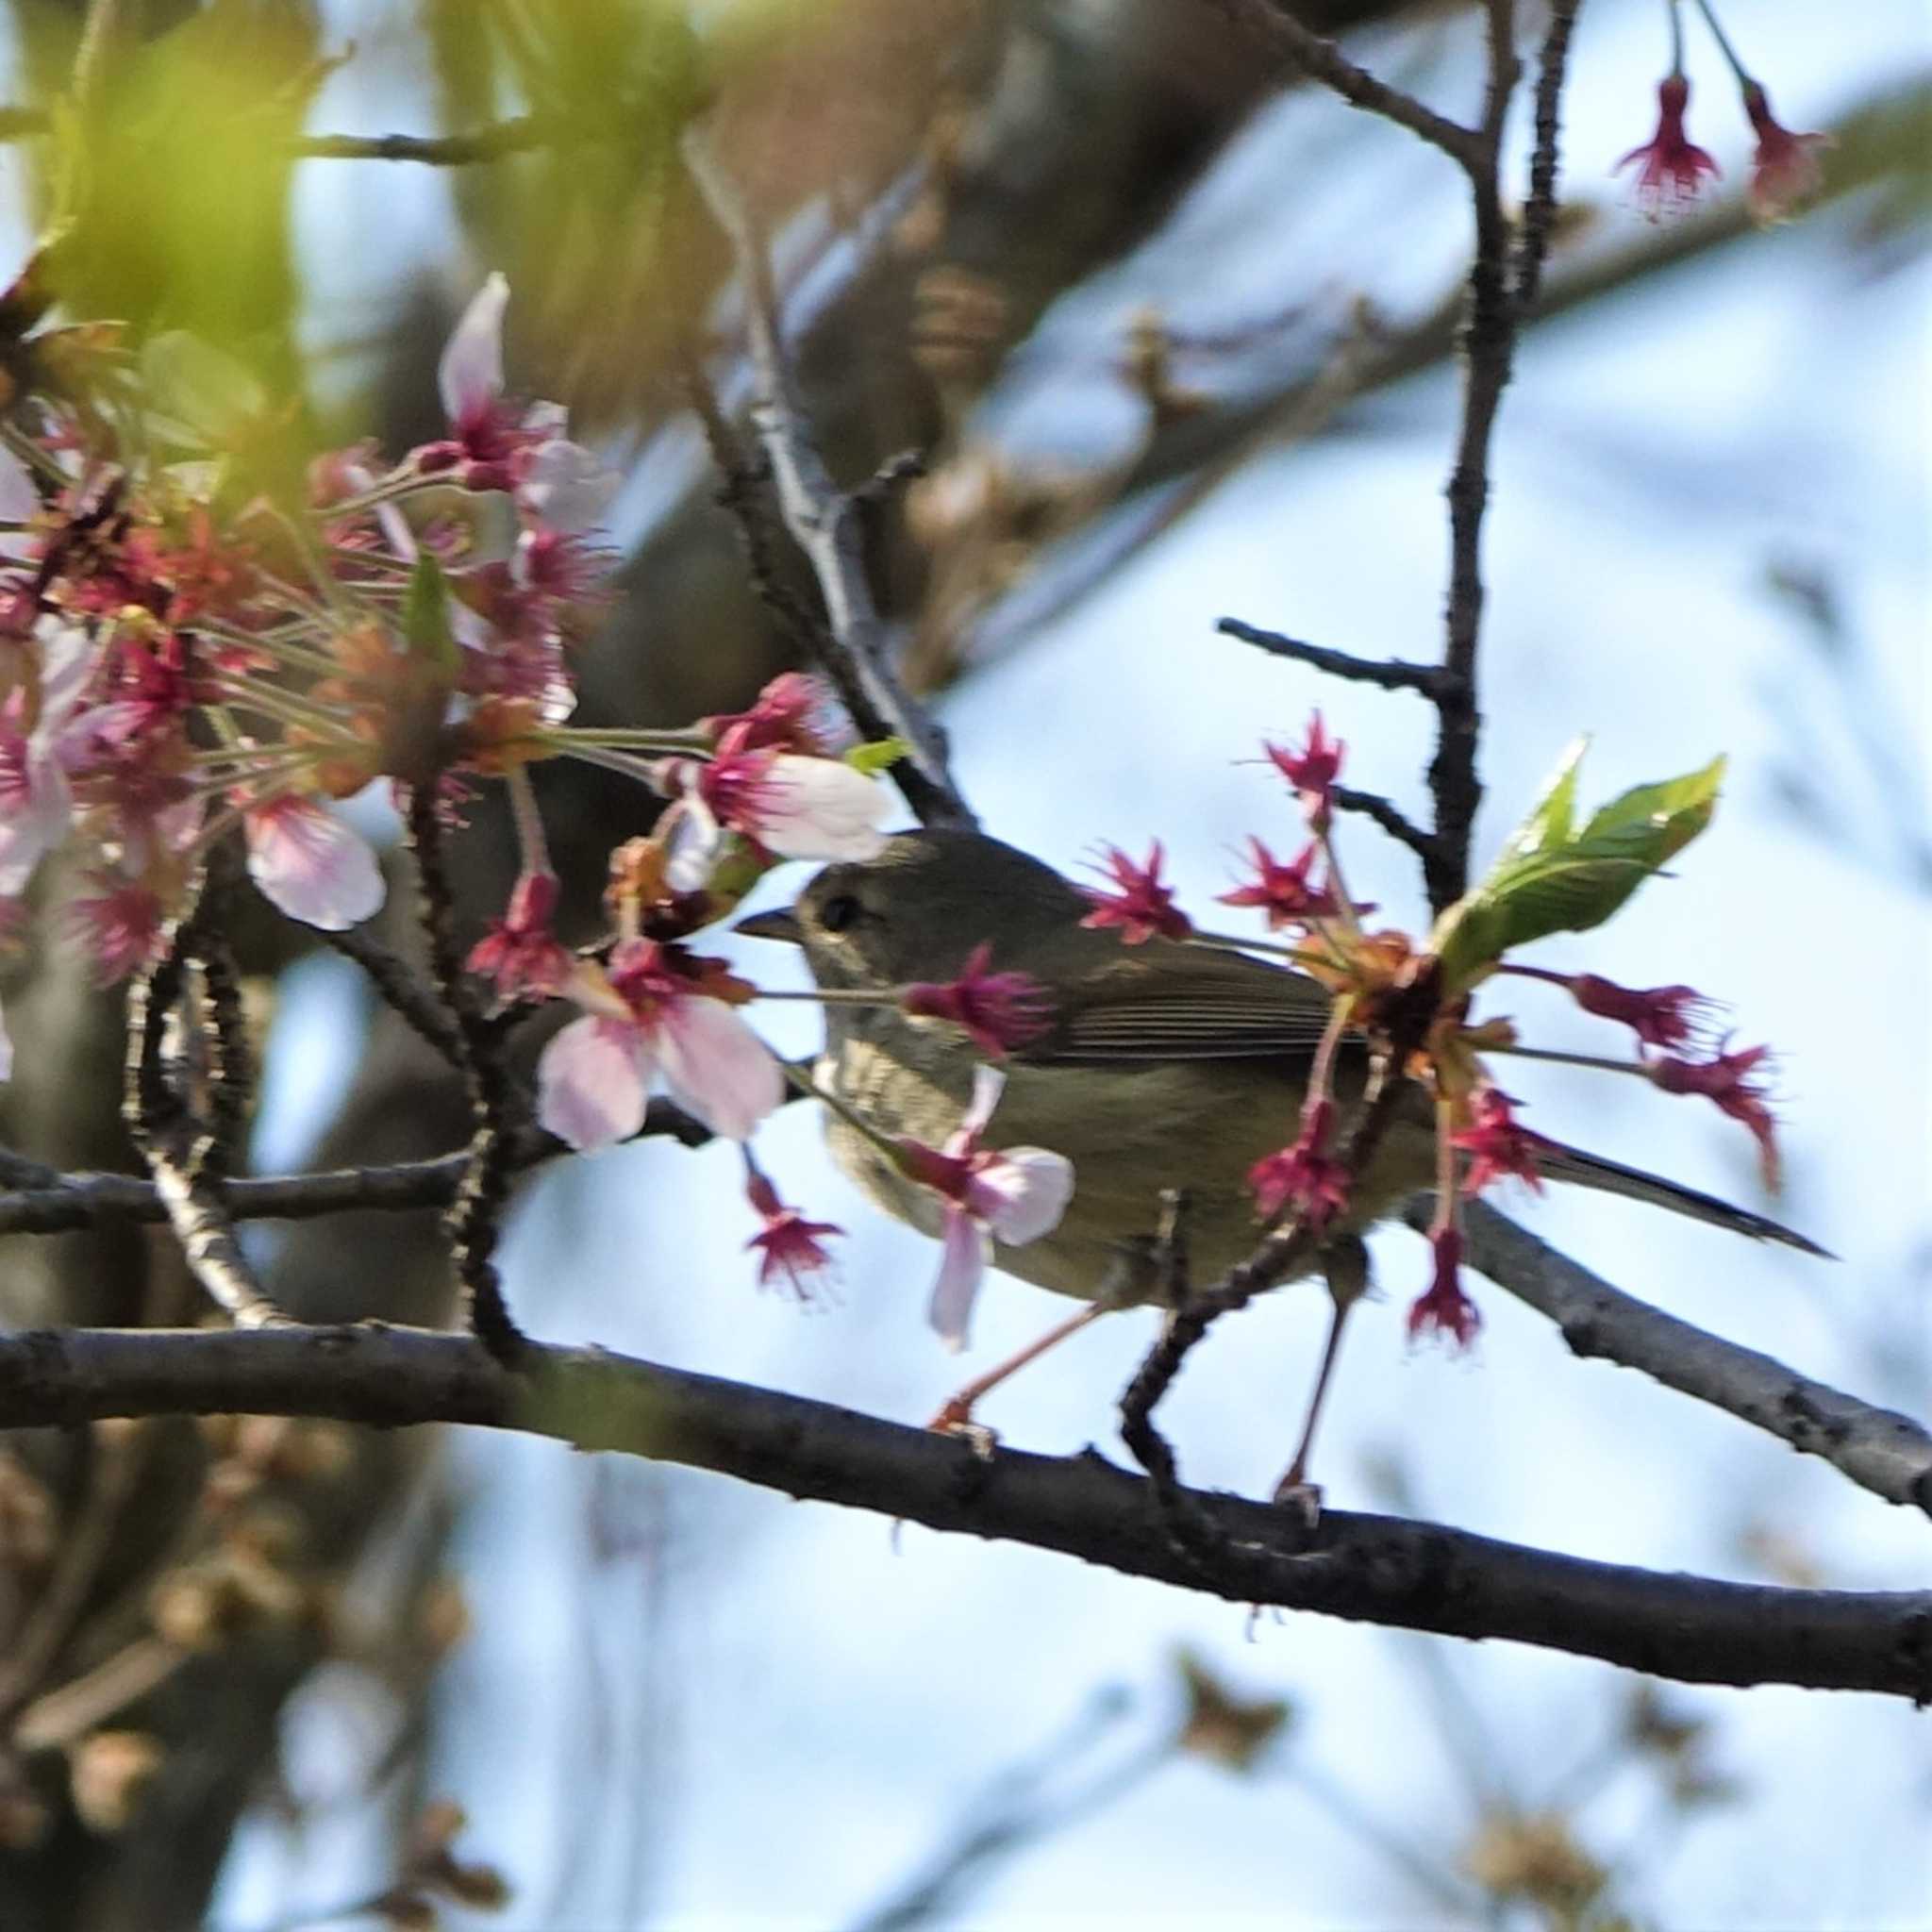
950,1063,1006,1149
661,795,726,894
0,743,70,895
243,799,386,931
538,1015,656,1152
658,996,785,1141
927,1205,988,1352
438,272,509,426
754,757,891,864
519,437,620,532
0,445,37,525
970,1147,1076,1247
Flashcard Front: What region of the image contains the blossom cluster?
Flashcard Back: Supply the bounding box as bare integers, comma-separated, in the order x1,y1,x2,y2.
1078,712,1782,1351
1615,5,1827,224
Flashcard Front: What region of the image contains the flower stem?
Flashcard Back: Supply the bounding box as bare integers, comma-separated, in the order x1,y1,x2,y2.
1487,1042,1652,1078
1687,0,1755,86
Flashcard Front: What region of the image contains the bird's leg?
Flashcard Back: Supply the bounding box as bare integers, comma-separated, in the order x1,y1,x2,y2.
927,1303,1108,1438
927,1191,1191,1441
1271,1233,1372,1524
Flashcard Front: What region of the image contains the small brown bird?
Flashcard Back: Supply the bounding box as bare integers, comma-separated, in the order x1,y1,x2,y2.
741,829,1819,1441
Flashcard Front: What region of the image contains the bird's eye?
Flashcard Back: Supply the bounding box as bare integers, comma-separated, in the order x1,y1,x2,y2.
818,892,861,934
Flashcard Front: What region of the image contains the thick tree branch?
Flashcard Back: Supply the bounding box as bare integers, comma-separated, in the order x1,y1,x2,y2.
0,1324,1926,1699
681,127,976,830
1431,1200,1932,1520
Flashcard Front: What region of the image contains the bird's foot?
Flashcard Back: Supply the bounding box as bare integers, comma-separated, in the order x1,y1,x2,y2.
927,1397,1000,1460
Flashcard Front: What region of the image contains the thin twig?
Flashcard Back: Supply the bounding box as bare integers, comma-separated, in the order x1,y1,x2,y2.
0,107,556,164
1422,0,1523,914
1,1324,1927,1698
405,788,528,1365
0,1097,718,1240
1217,617,1443,694
1331,784,1437,862
1203,0,1482,170
319,921,468,1070
1511,0,1585,309
680,126,975,830
123,893,290,1330
1425,1199,1932,1518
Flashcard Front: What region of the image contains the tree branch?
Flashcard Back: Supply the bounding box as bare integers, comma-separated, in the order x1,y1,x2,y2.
0,1323,1926,1699
1203,0,1482,169
680,126,976,830
1511,0,1584,309
1217,616,1443,694
1428,1200,1932,1520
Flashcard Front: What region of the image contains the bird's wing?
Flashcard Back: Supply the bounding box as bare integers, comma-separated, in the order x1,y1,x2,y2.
1021,942,1341,1064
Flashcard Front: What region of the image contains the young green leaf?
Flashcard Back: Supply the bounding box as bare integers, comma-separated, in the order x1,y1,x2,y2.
1431,751,1726,989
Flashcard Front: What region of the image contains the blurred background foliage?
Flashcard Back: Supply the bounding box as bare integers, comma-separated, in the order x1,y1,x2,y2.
0,2,1924,1928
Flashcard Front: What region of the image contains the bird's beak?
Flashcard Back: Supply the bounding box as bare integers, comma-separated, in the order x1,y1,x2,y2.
733,906,804,944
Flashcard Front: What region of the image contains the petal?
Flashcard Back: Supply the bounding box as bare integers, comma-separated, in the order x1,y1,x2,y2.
660,795,726,894
537,1015,655,1152
970,1147,1075,1246
927,1205,988,1352
438,273,509,426
243,798,386,932
945,1064,1006,1154
755,757,891,863
519,437,620,533
658,996,785,1141
0,445,36,525
0,740,73,893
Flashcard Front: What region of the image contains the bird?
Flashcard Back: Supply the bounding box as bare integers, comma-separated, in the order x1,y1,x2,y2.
740,827,1820,1447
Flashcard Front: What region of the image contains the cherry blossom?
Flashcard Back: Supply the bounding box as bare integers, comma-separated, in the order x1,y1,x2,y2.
1449,1088,1548,1195
1247,1096,1351,1230
657,750,891,891
1740,82,1829,224
1264,713,1345,829
242,796,386,932
1648,1041,1780,1189
466,869,574,1003
895,1066,1075,1349
901,941,1053,1058
1616,75,1721,219
536,939,783,1150
1080,841,1192,944
743,1168,841,1300
1407,1224,1481,1350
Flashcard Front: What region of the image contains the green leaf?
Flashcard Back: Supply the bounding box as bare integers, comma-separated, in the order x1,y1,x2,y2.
1496,735,1586,863
1576,755,1726,864
1432,750,1726,990
844,737,910,778
402,552,459,675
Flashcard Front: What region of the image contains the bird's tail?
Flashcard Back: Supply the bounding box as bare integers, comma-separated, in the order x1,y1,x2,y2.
1540,1144,1831,1257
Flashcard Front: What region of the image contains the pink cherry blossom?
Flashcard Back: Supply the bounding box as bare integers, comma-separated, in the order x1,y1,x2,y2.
1740,82,1830,225
1648,1041,1781,1190
1247,1096,1350,1230
901,941,1053,1058
1449,1088,1549,1196
0,623,97,895
743,1169,841,1300
467,869,574,1003
1080,841,1192,944
1407,1224,1481,1350
896,1066,1074,1349
535,939,783,1150
658,750,891,891
242,796,386,931
1616,75,1721,220
1263,713,1345,829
